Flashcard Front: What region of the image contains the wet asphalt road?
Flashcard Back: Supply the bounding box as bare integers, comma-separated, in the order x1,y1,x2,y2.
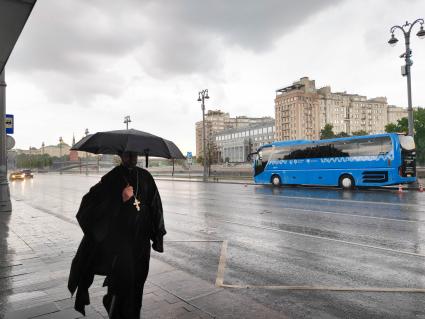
9,174,425,319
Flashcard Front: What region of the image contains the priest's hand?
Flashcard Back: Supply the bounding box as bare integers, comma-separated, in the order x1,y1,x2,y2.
122,184,134,202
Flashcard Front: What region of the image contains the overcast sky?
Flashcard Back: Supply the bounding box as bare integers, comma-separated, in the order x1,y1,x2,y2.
5,0,425,154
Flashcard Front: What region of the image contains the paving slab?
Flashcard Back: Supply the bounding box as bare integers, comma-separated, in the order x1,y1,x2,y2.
190,290,286,319
3,302,59,319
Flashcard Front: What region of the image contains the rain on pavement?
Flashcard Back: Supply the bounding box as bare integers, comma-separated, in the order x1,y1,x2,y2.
7,174,425,318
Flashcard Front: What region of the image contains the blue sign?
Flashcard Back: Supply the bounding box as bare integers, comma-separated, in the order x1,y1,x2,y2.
186,152,192,159
5,114,13,134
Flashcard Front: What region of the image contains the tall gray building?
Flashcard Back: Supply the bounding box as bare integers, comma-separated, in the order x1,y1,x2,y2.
214,120,275,163
195,110,273,157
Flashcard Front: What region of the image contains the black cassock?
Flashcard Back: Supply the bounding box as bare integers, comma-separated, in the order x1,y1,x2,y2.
68,165,166,318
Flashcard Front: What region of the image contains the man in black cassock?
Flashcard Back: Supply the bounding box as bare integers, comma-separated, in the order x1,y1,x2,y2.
68,151,166,318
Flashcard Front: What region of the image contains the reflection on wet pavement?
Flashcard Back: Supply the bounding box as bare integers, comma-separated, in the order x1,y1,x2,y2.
3,174,425,318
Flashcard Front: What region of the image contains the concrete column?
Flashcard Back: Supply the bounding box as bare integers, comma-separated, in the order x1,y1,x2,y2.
0,70,12,212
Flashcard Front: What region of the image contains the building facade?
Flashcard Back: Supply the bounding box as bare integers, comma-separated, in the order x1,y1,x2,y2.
214,120,275,162
275,77,408,141
195,109,274,157
275,77,321,141
388,105,409,125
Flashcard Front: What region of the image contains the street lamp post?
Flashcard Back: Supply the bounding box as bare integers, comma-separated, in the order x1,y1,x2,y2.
85,128,89,175
388,19,425,137
59,136,63,175
124,115,131,130
41,142,45,167
197,89,210,182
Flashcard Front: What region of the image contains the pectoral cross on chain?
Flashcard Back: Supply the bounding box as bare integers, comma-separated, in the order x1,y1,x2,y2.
133,198,141,212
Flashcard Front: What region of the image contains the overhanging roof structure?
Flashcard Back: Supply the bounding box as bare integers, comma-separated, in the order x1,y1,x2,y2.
0,0,36,73
275,83,304,94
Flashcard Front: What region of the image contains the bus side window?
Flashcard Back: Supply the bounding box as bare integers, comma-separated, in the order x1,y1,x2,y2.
380,137,392,154
339,140,359,157
271,147,290,160
357,137,391,156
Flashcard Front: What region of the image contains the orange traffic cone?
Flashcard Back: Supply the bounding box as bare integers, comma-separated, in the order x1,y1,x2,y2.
419,184,424,192
398,184,403,193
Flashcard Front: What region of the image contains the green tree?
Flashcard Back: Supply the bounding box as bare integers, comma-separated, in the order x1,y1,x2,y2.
320,124,335,140
16,153,52,169
385,107,425,164
385,118,408,133
384,123,399,133
335,132,350,138
351,130,368,136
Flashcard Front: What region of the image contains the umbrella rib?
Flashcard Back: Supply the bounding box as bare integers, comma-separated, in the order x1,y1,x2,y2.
161,139,172,158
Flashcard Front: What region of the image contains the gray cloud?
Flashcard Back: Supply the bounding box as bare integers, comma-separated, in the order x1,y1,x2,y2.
9,0,344,102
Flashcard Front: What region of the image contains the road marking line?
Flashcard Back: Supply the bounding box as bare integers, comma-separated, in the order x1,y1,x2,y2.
258,193,423,208
218,219,425,258
286,207,423,223
164,190,424,208
167,211,425,258
165,197,425,222
219,284,425,293
165,240,223,242
215,240,228,287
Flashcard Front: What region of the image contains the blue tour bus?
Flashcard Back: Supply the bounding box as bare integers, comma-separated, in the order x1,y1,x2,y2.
251,133,416,189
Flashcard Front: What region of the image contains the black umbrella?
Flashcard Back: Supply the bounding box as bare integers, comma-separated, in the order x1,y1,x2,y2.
71,129,185,167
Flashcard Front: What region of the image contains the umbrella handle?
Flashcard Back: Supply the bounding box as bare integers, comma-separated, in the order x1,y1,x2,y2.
144,149,149,168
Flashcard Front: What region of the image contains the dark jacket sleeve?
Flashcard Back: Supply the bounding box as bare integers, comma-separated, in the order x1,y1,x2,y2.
76,170,120,242
144,170,166,252
69,168,122,316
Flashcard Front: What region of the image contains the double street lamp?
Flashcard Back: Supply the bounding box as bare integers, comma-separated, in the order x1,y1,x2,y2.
124,115,131,130
197,89,209,182
388,18,425,137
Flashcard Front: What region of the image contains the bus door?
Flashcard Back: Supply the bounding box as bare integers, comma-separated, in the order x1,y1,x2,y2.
398,135,416,177
251,146,272,176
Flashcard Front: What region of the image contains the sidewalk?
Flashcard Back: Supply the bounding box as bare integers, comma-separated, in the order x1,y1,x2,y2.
0,199,284,319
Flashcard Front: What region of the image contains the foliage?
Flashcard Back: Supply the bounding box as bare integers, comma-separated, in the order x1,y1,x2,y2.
351,130,368,136
320,124,335,139
385,107,425,164
207,142,220,165
16,154,52,169
335,132,350,138
384,123,399,133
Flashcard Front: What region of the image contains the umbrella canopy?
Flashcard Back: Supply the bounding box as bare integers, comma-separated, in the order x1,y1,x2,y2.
71,129,185,159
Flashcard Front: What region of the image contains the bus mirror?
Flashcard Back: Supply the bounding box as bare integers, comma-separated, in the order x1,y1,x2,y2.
247,152,258,161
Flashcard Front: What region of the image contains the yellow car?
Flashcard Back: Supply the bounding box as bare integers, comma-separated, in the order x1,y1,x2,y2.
9,171,26,181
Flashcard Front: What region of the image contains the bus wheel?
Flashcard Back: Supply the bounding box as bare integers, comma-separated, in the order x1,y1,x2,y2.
271,175,281,187
339,175,355,190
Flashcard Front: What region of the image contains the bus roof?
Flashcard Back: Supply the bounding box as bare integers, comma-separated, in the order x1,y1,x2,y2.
259,133,399,150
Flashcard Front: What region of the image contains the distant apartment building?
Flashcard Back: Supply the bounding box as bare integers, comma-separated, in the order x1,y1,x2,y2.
275,77,408,141
387,105,409,125
195,109,273,157
214,120,275,162
275,78,321,141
